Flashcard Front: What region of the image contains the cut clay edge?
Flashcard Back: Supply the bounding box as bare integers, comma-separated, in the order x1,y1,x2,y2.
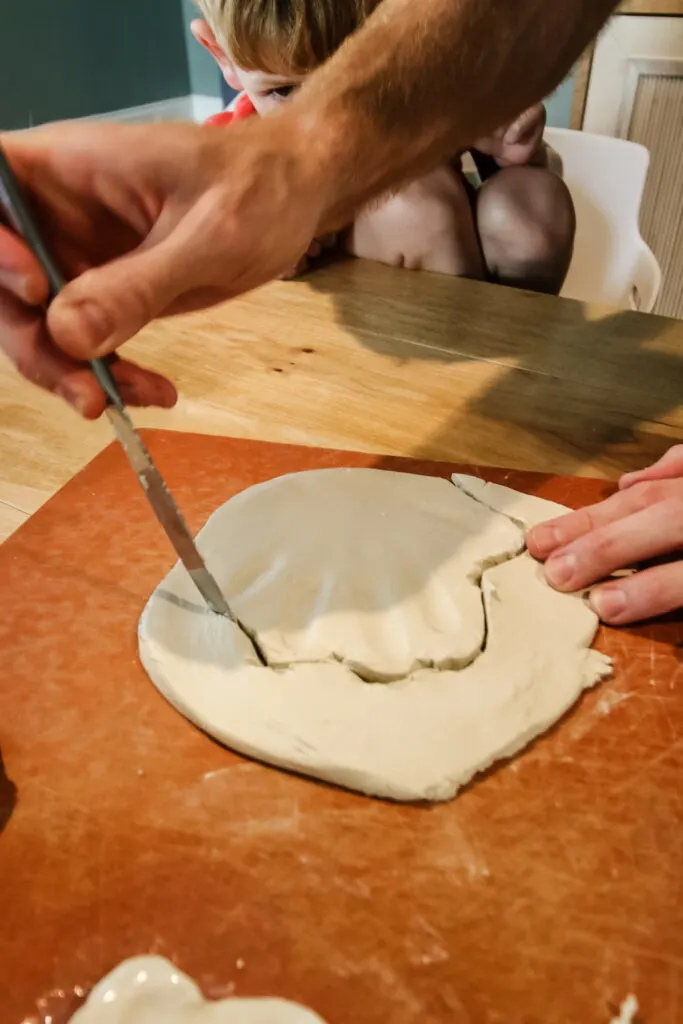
173,469,528,683
451,473,570,531
261,535,526,682
138,477,611,802
138,474,612,803
139,556,612,803
138,473,526,790
70,955,329,1024
200,468,526,681
450,473,602,603
144,468,525,684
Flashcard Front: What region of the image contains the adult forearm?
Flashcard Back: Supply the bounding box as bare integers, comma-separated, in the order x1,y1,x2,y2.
291,0,618,227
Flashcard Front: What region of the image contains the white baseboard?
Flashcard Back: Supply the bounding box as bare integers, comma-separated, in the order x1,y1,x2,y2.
190,94,224,122
76,94,223,126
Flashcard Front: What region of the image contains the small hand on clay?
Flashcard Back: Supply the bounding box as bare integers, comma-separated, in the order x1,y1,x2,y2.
527,446,683,625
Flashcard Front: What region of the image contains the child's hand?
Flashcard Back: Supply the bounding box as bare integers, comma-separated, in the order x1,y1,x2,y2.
474,104,547,168
527,445,683,625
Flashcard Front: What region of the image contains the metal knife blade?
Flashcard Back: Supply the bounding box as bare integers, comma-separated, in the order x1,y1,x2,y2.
0,144,266,664
104,401,231,618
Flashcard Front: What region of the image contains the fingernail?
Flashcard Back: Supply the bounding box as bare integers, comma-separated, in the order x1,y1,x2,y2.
529,523,561,557
60,301,113,355
545,552,576,588
120,379,177,408
160,381,178,407
590,585,627,622
56,383,89,416
0,269,31,303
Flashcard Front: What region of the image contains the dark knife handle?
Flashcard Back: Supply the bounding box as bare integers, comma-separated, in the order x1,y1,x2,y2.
0,144,124,410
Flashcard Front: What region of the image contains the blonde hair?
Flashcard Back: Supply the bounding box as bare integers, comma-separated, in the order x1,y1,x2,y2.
196,0,379,75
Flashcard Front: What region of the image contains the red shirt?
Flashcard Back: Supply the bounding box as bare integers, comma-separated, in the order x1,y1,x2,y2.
204,92,257,127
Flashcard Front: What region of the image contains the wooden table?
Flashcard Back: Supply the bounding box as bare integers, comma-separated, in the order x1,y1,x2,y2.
1,260,682,542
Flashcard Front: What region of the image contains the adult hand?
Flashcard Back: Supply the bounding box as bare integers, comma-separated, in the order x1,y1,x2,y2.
0,238,177,418
0,117,327,416
527,447,683,625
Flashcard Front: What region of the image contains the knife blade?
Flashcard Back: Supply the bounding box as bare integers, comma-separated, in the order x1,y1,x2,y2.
0,144,267,664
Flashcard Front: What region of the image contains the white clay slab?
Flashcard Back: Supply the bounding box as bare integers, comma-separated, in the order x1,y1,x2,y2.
139,470,611,802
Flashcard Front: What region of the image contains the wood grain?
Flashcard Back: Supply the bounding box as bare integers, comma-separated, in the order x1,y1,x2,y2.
2,431,682,1024
630,72,683,318
620,0,683,14
1,261,682,543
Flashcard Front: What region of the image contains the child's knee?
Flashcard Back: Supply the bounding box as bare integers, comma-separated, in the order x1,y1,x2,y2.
477,166,575,280
479,167,573,264
349,168,484,277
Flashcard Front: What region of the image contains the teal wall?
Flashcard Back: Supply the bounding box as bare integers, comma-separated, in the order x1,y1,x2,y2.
182,0,221,96
545,77,575,129
0,0,190,129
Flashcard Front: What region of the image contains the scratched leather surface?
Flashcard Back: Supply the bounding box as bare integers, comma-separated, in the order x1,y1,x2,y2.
1,431,681,1024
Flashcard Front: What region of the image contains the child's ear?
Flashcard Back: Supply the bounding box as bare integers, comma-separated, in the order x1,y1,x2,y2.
191,19,242,90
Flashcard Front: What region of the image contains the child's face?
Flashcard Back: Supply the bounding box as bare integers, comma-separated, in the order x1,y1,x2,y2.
234,66,308,116
190,18,308,117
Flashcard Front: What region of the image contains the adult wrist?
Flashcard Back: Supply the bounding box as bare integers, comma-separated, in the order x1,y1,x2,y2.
278,97,364,234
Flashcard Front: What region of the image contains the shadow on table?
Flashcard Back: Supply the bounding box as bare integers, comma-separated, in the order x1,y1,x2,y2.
0,746,18,835
304,259,681,477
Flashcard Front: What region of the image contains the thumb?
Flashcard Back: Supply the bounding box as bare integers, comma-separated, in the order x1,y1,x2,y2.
0,223,50,306
47,238,190,360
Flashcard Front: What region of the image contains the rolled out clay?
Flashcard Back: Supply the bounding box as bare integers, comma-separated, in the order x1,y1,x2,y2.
139,469,611,802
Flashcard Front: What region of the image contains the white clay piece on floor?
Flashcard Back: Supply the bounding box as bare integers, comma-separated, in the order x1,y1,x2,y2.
139,469,611,802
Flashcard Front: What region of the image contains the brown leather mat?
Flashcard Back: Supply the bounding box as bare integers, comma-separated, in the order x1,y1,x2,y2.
1,431,681,1023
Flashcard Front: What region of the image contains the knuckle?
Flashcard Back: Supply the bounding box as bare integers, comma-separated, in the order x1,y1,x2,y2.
570,507,597,539
664,497,683,538
81,267,153,330
114,275,152,320
589,529,616,565
633,479,666,508
643,569,677,612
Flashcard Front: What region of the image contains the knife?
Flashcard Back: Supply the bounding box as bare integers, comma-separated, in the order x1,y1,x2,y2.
0,144,266,665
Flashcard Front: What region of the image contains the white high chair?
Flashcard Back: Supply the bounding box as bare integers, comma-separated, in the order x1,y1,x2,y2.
544,127,661,313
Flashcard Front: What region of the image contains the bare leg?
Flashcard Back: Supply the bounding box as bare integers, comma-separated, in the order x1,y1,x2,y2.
347,166,485,279
476,165,576,295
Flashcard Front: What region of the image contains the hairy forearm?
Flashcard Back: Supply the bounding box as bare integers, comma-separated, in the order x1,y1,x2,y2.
289,0,618,228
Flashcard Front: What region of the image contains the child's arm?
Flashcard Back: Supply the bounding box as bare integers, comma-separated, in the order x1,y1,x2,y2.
473,104,549,169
